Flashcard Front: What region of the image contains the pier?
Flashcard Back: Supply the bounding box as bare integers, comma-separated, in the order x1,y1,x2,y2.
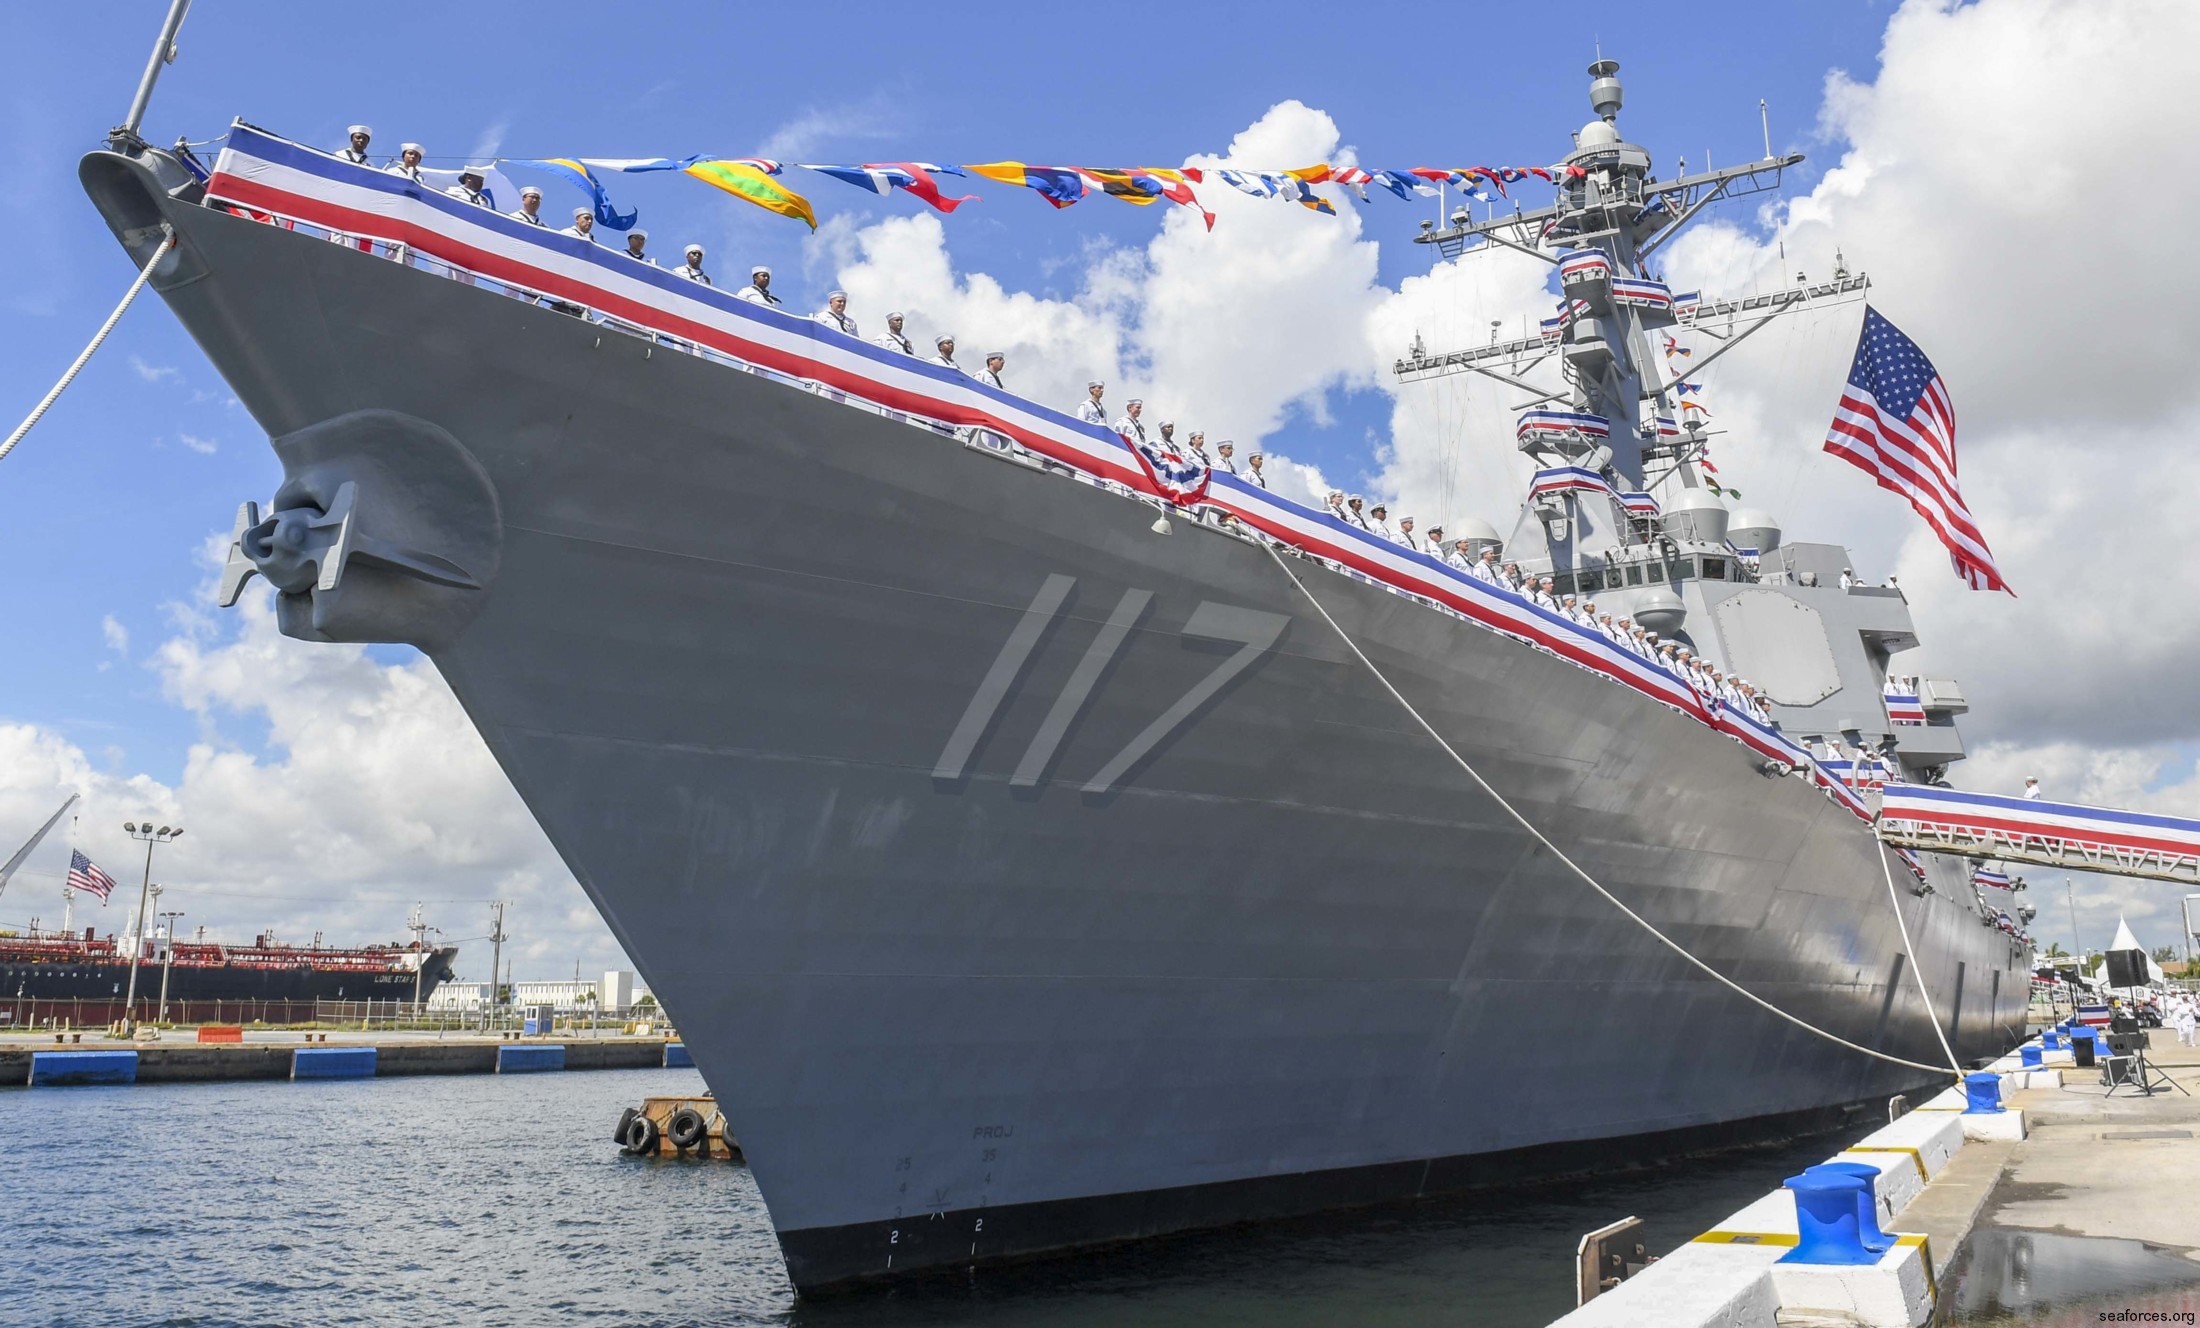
1555,1032,2200,1326
0,1030,690,1086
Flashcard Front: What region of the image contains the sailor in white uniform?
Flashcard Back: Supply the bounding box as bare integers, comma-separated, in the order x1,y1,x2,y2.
1076,381,1108,426
975,352,1007,389
560,207,600,242
1247,452,1270,489
1187,431,1213,464
673,244,710,283
339,125,374,165
1472,548,1503,583
385,142,426,184
623,228,656,265
1394,516,1420,551
875,313,914,355
444,167,492,207
1154,420,1179,453
2023,777,2043,800
1112,398,1148,443
510,186,546,226
931,334,963,372
815,290,857,336
737,265,780,305
1366,504,1393,541
1214,441,1239,474
1325,491,1350,523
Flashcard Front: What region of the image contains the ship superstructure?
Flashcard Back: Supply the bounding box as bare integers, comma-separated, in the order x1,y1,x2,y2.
76,55,2027,1293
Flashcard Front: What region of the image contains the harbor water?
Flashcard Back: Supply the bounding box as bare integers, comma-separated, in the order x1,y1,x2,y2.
2,1065,1879,1328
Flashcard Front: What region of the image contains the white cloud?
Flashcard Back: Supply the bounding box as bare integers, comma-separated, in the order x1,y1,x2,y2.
100,615,128,654
0,589,619,980
128,354,178,383
177,432,218,455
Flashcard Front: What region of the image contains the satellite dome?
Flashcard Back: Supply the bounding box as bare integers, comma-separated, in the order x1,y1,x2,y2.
1658,486,1729,543
1451,516,1502,546
1578,119,1621,150
1726,508,1782,556
1633,589,1685,634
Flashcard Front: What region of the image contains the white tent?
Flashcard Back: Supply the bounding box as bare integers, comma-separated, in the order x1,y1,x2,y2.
2091,916,2168,986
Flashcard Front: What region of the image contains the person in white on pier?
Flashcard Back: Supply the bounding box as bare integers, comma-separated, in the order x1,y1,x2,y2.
673,244,710,284
385,143,425,184
560,207,599,242
1076,381,1108,425
510,186,546,226
737,265,779,305
815,291,857,336
339,125,374,165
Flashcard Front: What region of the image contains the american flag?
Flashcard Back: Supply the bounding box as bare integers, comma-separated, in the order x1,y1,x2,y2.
1825,307,2010,593
66,849,118,902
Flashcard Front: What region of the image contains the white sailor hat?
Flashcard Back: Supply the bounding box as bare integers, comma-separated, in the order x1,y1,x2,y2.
1159,419,1175,428
1369,502,1388,513
1250,451,1265,460
1087,379,1104,389
459,165,490,180
519,185,543,199
827,289,847,301
627,228,649,241
1126,397,1142,406
400,142,424,155
347,124,374,138
1348,494,1363,502
986,351,1005,361
936,333,956,346
751,264,771,277
573,205,593,218
684,242,704,256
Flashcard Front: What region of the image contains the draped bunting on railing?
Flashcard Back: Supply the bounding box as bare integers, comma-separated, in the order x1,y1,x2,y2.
1884,691,1927,725
1527,466,1614,499
205,125,1879,831
1558,249,1612,282
1879,784,2200,881
1515,410,1611,442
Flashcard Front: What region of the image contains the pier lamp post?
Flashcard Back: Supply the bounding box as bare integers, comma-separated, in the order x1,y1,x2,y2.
119,821,181,1034
157,908,184,1023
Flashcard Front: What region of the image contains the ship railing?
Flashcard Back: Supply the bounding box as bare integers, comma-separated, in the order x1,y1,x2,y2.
204,194,1846,799
214,202,981,439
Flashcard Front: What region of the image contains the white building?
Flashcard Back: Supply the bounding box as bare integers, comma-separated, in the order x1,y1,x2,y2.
428,971,644,1013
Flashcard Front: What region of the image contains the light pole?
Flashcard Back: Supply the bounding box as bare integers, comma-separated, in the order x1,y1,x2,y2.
120,821,182,1034
157,907,184,1023
2065,877,2081,972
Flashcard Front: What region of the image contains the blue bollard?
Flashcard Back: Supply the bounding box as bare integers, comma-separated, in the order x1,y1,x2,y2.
1805,1163,1897,1253
1964,1071,2004,1113
2042,1030,2062,1050
1781,1171,1880,1265
2021,1044,2043,1068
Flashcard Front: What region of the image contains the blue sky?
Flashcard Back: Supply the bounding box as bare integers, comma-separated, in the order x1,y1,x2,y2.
1,0,1888,789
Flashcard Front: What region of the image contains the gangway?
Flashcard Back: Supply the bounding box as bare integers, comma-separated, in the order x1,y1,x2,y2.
1877,785,2200,887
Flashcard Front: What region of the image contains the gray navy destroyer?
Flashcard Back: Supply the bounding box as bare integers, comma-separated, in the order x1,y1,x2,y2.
79,47,2029,1292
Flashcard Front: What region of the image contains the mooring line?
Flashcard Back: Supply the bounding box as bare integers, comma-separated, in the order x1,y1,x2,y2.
1265,544,1959,1078
0,227,174,465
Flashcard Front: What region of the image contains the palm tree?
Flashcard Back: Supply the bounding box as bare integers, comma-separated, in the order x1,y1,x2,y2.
2042,942,2069,959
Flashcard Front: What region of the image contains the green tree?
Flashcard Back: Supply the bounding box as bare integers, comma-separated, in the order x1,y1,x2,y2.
2042,942,2068,958
2151,945,2177,964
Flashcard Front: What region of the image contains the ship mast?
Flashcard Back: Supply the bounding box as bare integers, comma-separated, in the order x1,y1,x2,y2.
1395,59,1866,497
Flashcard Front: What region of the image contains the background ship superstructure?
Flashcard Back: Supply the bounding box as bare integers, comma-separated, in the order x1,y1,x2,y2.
78,59,2027,1291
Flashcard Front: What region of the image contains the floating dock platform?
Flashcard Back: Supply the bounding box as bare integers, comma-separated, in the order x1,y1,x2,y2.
0,1033,693,1086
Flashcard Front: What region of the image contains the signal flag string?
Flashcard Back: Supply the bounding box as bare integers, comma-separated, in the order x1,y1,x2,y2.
1263,542,1963,1079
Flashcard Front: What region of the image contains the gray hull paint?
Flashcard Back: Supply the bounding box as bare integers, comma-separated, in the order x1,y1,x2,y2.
109,189,2026,1288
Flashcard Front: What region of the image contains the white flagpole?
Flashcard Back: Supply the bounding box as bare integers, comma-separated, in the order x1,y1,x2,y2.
61,813,78,936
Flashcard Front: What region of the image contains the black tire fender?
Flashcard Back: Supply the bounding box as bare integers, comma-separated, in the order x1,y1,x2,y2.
667,1107,708,1152
621,1111,660,1156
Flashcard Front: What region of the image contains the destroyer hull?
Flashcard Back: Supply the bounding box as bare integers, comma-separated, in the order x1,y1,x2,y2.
101,184,2026,1289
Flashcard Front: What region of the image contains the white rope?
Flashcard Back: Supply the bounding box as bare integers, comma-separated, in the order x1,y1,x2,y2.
1265,545,1959,1078
0,228,174,465
1875,835,1966,1075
